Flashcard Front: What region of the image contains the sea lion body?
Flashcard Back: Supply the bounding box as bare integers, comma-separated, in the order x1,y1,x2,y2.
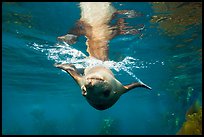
79,2,116,61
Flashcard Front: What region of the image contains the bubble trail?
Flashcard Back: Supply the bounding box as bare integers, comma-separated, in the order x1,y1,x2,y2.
27,42,164,82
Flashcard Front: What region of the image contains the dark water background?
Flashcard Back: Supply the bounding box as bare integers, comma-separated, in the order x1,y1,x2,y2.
2,2,202,135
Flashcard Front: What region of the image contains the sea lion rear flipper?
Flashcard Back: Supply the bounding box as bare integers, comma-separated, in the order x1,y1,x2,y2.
57,34,78,45
54,64,83,86
123,81,152,93
57,20,86,45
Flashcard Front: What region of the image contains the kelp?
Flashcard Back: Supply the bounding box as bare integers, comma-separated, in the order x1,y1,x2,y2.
177,101,202,135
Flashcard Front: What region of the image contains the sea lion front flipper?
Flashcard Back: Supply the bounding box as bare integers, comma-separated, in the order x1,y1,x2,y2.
123,81,152,93
54,64,83,86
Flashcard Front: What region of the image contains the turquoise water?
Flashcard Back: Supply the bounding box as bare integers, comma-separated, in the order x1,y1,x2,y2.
2,2,202,135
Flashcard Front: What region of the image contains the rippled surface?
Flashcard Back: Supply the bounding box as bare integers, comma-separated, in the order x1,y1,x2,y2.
2,2,202,135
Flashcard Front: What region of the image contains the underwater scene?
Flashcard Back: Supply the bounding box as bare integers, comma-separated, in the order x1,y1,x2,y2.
2,2,202,135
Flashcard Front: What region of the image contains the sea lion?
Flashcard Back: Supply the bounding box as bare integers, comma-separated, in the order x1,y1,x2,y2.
55,2,151,110
55,64,151,110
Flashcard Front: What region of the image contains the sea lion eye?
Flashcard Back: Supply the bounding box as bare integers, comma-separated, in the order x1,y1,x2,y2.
103,90,110,97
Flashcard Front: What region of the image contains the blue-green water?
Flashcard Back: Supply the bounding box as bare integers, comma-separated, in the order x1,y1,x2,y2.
2,2,202,135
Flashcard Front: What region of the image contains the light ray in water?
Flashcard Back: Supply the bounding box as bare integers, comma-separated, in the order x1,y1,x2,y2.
27,42,164,81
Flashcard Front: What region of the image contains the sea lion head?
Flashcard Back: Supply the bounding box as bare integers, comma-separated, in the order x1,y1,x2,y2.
81,68,122,110
81,74,112,97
